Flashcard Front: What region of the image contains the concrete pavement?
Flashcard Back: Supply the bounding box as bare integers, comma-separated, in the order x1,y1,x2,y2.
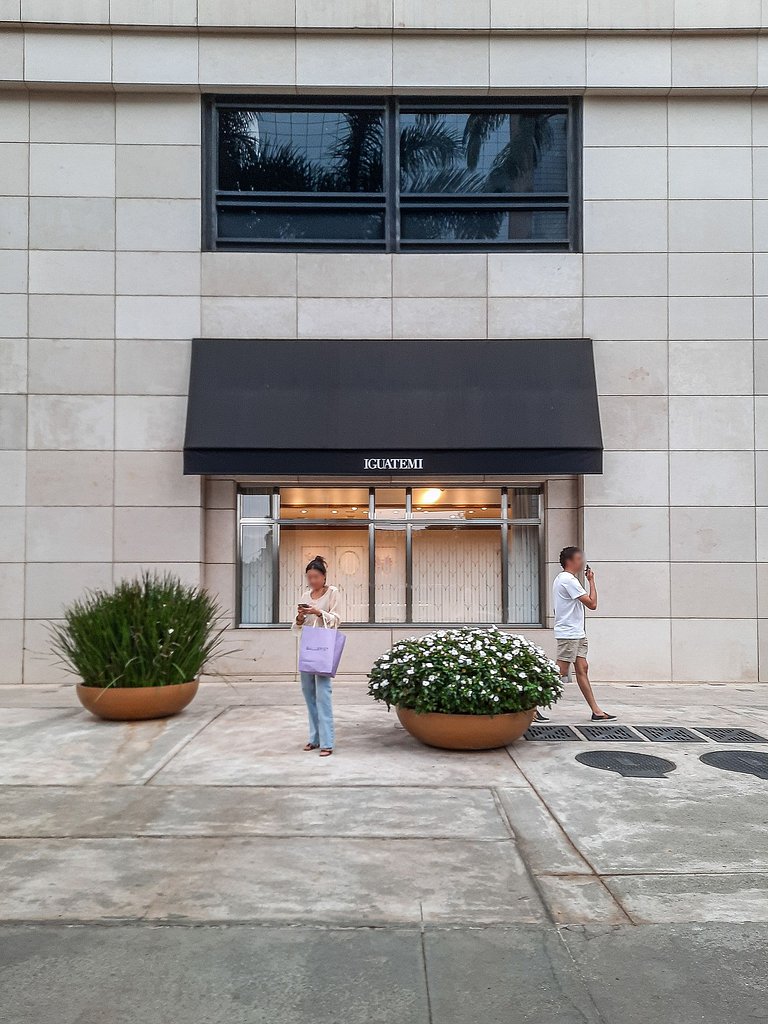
1,680,767,1021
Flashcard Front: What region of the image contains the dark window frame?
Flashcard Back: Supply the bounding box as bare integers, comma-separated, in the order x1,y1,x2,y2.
203,95,582,253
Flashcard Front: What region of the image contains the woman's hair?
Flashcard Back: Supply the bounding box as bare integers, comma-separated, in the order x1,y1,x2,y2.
305,554,328,577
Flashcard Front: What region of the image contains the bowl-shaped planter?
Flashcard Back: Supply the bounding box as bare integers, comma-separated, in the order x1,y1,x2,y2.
369,627,562,751
76,680,200,722
396,705,536,751
50,573,225,723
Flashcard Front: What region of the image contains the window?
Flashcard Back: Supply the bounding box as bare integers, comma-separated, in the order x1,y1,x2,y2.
238,486,543,626
207,98,579,252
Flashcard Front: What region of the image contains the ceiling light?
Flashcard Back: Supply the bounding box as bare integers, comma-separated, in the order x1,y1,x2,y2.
301,509,308,514
351,506,358,511
331,509,338,514
421,488,443,505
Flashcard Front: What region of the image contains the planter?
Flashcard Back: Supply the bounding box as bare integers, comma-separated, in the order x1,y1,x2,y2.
396,705,536,751
76,680,199,722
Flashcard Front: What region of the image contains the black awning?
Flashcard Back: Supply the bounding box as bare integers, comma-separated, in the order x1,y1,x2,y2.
184,338,603,476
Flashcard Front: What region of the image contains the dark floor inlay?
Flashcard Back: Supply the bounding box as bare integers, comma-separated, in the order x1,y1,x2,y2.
699,750,768,779
695,727,768,744
524,725,581,741
634,726,706,743
575,750,676,778
578,725,643,742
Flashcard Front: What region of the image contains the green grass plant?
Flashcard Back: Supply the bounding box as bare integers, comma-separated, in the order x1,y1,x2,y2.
50,572,225,689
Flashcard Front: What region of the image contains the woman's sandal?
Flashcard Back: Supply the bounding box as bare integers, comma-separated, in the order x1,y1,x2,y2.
303,743,319,751
319,748,333,757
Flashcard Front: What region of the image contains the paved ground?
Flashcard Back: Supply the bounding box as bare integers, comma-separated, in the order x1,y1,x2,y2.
1,680,767,1022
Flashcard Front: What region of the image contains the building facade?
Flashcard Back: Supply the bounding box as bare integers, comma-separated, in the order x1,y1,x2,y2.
1,1,766,684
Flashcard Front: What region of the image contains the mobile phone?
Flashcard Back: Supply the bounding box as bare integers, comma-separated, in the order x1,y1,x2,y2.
298,603,310,609
586,564,592,574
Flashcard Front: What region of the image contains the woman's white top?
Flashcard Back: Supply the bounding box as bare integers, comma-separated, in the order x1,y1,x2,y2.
291,585,342,633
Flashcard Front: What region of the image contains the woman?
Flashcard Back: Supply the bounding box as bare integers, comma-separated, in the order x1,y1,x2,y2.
293,554,341,757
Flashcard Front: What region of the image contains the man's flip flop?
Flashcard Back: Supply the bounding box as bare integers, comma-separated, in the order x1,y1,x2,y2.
591,713,617,721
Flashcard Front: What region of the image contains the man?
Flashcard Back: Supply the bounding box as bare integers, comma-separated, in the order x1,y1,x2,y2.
552,545,615,721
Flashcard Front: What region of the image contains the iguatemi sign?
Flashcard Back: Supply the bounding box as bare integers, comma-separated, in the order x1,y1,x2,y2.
363,457,424,471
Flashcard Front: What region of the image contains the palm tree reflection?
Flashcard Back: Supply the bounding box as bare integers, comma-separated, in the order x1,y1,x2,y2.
218,109,564,241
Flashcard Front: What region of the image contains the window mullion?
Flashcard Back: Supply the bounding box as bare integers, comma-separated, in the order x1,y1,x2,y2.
405,487,413,622
501,488,510,624
386,97,400,253
368,487,376,624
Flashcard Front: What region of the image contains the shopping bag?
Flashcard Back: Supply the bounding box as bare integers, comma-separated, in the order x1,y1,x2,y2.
329,629,347,677
298,626,347,677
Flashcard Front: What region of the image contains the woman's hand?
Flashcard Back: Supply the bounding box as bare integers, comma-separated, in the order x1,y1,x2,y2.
304,606,322,618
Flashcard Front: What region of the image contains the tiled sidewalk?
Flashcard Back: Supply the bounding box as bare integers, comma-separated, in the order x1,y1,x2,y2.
1,681,767,1022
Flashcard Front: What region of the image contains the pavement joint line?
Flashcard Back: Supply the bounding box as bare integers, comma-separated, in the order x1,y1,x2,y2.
0,920,567,933
0,782,519,791
0,836,518,845
503,746,636,926
139,706,231,785
0,783,507,790
0,833,514,841
0,915,547,929
418,902,435,1024
554,926,611,1024
595,870,768,877
145,783,530,790
490,778,558,927
489,786,518,841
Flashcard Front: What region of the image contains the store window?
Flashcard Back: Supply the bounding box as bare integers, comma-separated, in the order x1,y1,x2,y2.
238,486,542,626
207,97,579,252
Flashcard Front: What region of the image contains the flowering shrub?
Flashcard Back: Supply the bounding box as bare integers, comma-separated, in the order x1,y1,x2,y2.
368,627,563,715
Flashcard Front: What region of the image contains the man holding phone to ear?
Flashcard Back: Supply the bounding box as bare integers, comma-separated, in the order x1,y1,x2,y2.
553,545,615,721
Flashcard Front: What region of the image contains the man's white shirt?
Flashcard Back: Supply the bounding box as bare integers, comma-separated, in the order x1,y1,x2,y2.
552,570,587,639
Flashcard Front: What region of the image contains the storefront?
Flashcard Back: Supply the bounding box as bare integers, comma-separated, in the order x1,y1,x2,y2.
6,5,765,686
184,338,602,635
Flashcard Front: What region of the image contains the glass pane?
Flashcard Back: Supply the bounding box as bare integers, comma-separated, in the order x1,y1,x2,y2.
218,109,384,193
400,208,567,243
412,525,502,622
241,524,274,623
412,488,501,520
509,488,541,521
374,488,407,521
280,488,369,520
374,526,406,622
399,111,567,194
218,205,386,242
278,525,369,623
240,490,272,518
508,525,540,624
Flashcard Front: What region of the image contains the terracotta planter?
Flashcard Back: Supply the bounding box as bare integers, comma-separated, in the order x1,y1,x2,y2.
76,680,199,721
396,705,536,751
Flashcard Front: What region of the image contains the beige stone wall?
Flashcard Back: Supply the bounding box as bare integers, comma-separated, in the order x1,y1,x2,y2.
0,90,204,683
1,15,767,683
1,1,767,32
